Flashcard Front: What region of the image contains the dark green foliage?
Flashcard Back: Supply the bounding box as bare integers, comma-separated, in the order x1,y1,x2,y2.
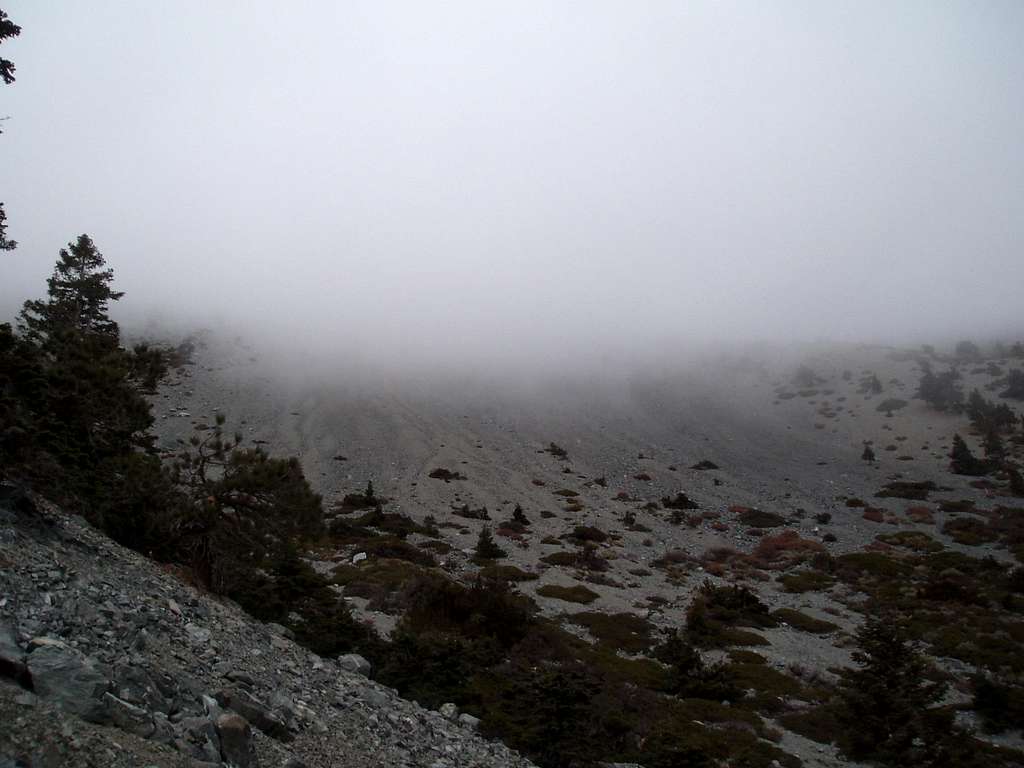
21,235,124,345
875,480,938,500
916,362,963,411
474,525,507,561
170,417,325,592
737,509,785,528
0,203,15,251
568,612,656,654
656,631,739,701
512,503,530,526
966,389,1017,434
232,545,379,659
860,373,883,395
1,238,159,516
376,628,496,709
541,543,608,572
771,608,838,634
876,398,907,414
127,342,170,393
474,662,616,768
544,442,568,459
661,492,699,510
950,434,992,476
360,537,437,566
862,443,876,462
836,616,952,765
955,340,982,361
536,584,600,604
971,675,1024,734
1003,369,1024,400
0,8,18,86
570,524,607,543
0,9,18,250
686,581,777,648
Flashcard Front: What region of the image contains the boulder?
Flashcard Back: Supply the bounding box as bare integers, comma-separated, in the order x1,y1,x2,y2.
26,642,110,723
104,692,155,738
0,621,29,688
216,712,258,768
337,654,372,678
439,702,459,721
215,686,292,741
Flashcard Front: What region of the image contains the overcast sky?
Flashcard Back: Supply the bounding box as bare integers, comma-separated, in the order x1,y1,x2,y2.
2,1,1022,371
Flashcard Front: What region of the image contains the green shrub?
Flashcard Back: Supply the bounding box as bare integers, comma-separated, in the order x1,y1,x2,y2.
771,608,838,634
568,612,656,653
537,584,600,604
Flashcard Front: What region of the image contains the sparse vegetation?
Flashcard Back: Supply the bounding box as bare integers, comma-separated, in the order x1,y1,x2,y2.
536,583,600,604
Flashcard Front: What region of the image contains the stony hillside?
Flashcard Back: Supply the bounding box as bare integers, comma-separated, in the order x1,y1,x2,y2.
4,333,1024,768
0,485,537,768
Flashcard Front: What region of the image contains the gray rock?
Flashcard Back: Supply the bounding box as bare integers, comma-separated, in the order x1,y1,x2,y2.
358,687,390,708
458,713,481,730
26,642,110,723
185,623,211,644
266,622,295,640
226,669,255,687
215,686,292,742
0,621,29,687
439,702,459,721
104,692,155,738
337,653,372,678
216,712,258,768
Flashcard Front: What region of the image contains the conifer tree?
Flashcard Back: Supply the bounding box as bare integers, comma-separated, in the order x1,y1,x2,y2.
20,234,124,347
837,616,951,764
1,7,22,251
474,525,506,561
950,433,989,476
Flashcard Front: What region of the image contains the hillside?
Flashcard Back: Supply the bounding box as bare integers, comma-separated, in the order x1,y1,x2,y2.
4,333,1024,768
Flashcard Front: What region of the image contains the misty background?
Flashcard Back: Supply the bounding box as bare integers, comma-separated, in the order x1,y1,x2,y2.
2,1,1023,374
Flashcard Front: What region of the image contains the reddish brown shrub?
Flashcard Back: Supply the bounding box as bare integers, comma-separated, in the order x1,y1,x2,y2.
862,508,885,523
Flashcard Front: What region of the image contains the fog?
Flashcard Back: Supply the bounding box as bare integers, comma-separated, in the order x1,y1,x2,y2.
2,2,1023,376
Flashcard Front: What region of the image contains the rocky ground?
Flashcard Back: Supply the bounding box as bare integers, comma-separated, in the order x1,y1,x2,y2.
0,486,538,768
3,333,1023,767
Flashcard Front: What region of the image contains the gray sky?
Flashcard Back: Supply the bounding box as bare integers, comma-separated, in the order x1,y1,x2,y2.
2,1,1023,372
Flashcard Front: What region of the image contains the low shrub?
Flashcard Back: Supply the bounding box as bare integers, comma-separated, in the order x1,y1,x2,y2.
536,584,600,604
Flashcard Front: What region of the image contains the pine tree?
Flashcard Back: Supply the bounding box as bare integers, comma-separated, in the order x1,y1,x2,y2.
861,443,876,463
0,204,15,251
474,525,506,561
20,234,124,347
950,433,990,476
837,616,951,764
0,8,19,86
1,8,22,251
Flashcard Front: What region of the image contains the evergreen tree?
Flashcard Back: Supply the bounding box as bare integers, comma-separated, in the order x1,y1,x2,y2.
837,616,952,765
1,7,22,251
950,433,990,476
170,415,325,592
20,234,124,347
512,503,530,526
861,443,876,463
916,362,963,411
0,203,15,251
2,236,157,506
0,8,18,86
1003,369,1024,400
474,525,506,561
